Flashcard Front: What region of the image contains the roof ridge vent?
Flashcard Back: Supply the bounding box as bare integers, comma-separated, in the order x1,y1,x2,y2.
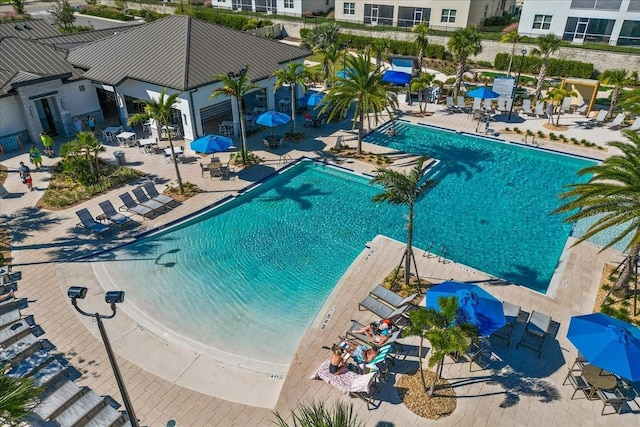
24,24,31,30
14,25,23,31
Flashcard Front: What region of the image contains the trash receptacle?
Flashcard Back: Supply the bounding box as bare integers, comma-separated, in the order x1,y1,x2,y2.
114,150,126,165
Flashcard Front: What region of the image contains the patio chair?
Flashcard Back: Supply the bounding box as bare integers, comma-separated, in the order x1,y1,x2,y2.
604,113,626,130
516,310,552,358
628,117,640,131
561,96,572,113
445,96,462,113
457,96,469,113
491,301,521,346
369,285,416,309
346,319,403,348
534,102,547,118
141,182,175,206
131,187,169,212
98,200,134,229
588,109,608,126
472,97,482,112
460,337,491,371
597,388,626,414
563,368,592,399
496,98,507,113
199,162,209,177
358,295,410,323
519,99,534,116
118,193,154,218
75,208,111,236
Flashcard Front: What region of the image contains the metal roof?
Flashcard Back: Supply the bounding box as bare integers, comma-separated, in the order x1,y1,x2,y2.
35,25,140,49
0,20,60,40
67,15,311,90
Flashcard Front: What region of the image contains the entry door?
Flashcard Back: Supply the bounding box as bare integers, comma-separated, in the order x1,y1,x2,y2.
371,7,379,25
414,9,423,25
35,97,59,135
574,18,589,42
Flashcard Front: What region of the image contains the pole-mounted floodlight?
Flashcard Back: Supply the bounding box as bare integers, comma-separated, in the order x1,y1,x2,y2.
67,287,139,427
508,49,528,120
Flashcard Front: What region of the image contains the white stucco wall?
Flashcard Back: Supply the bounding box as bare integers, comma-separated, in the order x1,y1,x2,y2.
60,80,101,120
0,96,27,137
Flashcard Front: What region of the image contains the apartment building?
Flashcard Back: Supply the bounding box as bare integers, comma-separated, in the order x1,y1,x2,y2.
206,0,334,16
333,0,517,29
519,0,640,46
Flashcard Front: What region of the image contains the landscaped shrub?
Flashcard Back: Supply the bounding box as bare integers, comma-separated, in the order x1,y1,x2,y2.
129,9,168,22
186,7,272,30
79,5,134,21
332,33,446,60
494,53,594,79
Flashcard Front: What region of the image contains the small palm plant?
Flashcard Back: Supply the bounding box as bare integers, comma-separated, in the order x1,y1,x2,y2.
403,296,477,396
273,401,363,427
0,365,42,425
544,86,577,126
210,66,259,165
273,62,308,132
61,131,105,185
371,157,436,288
411,73,435,114
128,88,185,194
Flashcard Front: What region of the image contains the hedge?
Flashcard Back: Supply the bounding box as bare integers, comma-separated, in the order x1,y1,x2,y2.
185,8,272,31
79,5,134,21
300,29,446,60
129,9,168,22
494,53,594,79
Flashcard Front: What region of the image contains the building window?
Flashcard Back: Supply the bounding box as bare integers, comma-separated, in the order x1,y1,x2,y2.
570,0,622,10
533,15,553,30
343,2,355,15
563,17,615,42
441,9,456,23
618,20,640,46
284,0,293,8
79,85,85,92
629,0,640,11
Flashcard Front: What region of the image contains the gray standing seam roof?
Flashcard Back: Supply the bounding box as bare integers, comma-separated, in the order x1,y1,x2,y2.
67,15,311,90
0,20,60,40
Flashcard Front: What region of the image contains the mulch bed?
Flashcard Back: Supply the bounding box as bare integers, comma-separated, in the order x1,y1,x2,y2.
396,369,457,419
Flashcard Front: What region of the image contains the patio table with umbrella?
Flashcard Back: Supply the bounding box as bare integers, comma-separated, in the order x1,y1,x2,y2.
256,110,291,148
567,313,640,383
189,134,234,158
426,281,506,336
466,86,501,100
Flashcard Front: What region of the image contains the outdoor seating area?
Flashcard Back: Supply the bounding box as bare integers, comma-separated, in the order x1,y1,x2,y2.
0,271,130,425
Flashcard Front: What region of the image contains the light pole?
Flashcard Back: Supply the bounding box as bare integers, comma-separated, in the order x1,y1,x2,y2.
508,49,527,121
67,287,139,427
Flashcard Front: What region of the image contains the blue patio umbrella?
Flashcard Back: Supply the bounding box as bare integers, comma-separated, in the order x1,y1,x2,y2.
307,92,325,107
567,313,640,381
256,110,291,136
466,86,500,99
426,281,506,336
382,70,412,85
337,68,355,79
189,134,234,154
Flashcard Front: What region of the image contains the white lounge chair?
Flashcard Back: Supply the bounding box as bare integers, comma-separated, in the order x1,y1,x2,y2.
605,113,626,130
519,99,534,116
359,295,410,322
561,97,572,113
445,96,462,113
457,96,469,112
369,285,417,309
496,98,506,113
628,117,640,131
534,102,546,118
588,109,608,126
472,97,482,112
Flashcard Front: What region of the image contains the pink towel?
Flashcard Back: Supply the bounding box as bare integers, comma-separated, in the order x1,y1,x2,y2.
311,360,375,394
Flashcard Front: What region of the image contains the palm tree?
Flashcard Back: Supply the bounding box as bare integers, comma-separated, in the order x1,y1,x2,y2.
324,43,344,86
554,130,640,296
371,157,436,287
411,73,435,114
62,131,105,184
618,87,640,116
531,34,562,101
366,38,389,68
599,69,629,119
0,366,42,425
128,88,185,194
500,25,521,76
210,66,259,166
273,62,308,132
403,296,477,396
447,27,483,99
412,22,429,75
544,86,577,126
302,22,340,83
320,52,399,155
273,401,362,427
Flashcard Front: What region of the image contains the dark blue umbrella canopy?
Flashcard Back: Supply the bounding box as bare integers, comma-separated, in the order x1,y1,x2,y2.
426,281,506,336
382,70,412,85
190,134,234,154
568,313,640,381
255,110,291,127
466,86,500,99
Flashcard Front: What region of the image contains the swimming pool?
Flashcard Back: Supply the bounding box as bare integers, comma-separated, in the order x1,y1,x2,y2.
365,121,596,292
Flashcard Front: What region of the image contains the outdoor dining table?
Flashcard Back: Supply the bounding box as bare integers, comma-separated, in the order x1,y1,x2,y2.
582,364,618,398
263,134,282,149
102,126,122,144
278,99,291,112
164,146,183,162
137,137,157,153
116,131,136,146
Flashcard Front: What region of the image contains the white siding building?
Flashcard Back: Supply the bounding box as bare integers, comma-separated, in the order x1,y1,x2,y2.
519,0,640,46
203,0,334,16
334,0,517,29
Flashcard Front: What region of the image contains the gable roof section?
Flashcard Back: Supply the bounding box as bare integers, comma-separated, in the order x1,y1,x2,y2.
35,25,140,49
0,38,81,95
67,15,310,91
0,20,60,40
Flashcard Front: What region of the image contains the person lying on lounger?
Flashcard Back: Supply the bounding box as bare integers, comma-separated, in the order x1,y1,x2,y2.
0,290,15,302
337,339,378,364
353,318,393,345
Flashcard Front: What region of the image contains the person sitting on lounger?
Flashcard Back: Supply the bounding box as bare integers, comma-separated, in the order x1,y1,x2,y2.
329,344,349,374
337,339,378,364
0,290,15,302
353,318,393,345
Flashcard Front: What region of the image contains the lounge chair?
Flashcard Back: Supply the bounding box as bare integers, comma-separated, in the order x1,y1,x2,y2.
445,96,462,113
131,187,169,212
504,98,513,114
534,102,546,118
141,182,175,206
519,99,534,116
311,359,380,410
457,96,469,113
491,301,521,346
628,117,640,131
471,97,482,113
588,109,608,127
98,200,133,229
560,96,572,113
75,208,111,236
346,319,403,347
576,103,588,115
359,295,410,323
605,113,626,130
369,285,417,309
118,193,154,218
496,98,506,113
516,310,552,358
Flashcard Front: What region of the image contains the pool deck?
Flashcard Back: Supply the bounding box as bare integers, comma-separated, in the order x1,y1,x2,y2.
1,100,637,426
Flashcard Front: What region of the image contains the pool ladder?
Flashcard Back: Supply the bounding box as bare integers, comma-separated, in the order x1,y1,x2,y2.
423,242,450,263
